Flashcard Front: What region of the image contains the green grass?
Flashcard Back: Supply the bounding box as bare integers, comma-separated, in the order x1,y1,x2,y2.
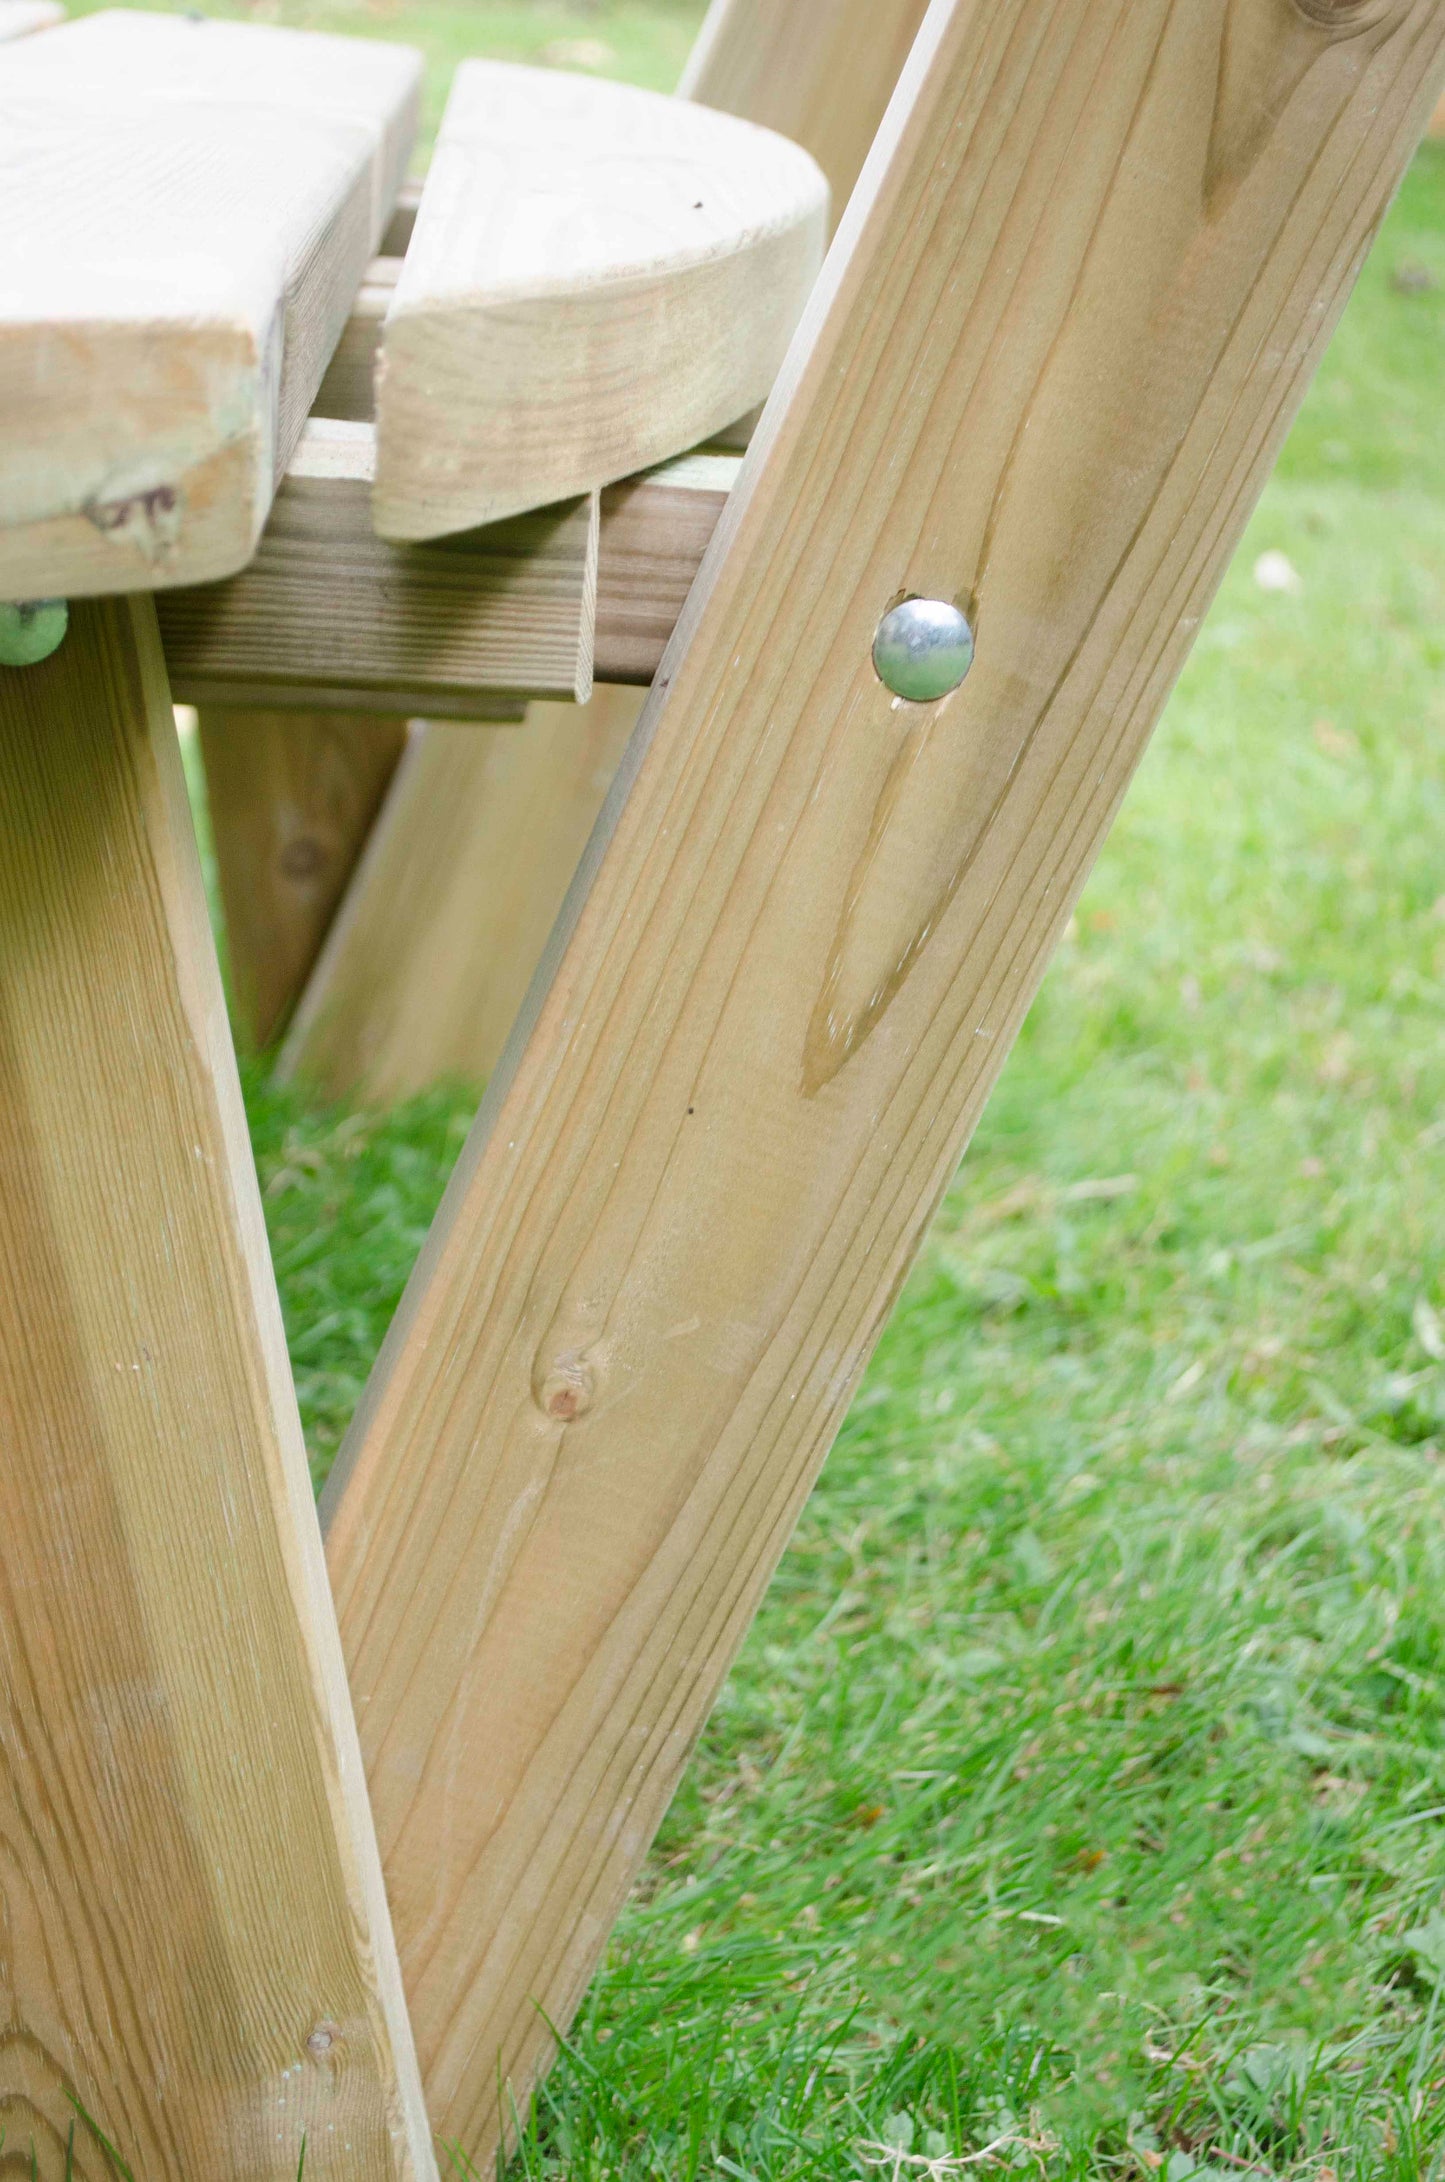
64,0,707,144
159,6,1445,2171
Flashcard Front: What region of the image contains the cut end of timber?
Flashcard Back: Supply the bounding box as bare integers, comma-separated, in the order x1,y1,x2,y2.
370,59,827,541
0,9,422,596
0,320,270,601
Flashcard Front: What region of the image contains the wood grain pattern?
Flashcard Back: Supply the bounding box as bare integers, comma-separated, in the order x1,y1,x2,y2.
287,0,924,1102
160,433,732,711
278,690,643,1103
323,0,1445,2165
372,60,826,538
199,708,407,1048
0,599,433,2182
269,449,734,1098
159,421,599,712
184,685,526,724
314,255,402,424
595,454,736,685
682,0,930,231
0,9,419,600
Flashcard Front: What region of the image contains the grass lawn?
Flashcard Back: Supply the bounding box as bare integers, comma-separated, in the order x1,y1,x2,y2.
64,0,708,139
159,5,1445,2173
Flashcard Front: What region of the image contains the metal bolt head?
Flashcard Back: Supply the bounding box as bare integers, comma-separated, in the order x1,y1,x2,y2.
0,598,68,668
872,597,974,703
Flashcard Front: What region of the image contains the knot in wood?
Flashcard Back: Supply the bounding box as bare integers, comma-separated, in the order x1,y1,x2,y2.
1290,0,1395,30
306,2022,340,2059
533,1352,596,1423
279,835,328,882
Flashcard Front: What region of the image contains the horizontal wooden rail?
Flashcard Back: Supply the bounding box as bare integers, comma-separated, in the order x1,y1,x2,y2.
158,420,595,715
159,431,738,714
596,455,737,685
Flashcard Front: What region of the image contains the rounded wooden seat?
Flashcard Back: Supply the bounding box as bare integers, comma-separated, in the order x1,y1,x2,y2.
0,8,422,600
0,16,827,600
370,61,828,538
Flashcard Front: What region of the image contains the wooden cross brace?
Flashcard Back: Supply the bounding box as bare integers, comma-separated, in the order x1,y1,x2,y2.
1,3,1442,2180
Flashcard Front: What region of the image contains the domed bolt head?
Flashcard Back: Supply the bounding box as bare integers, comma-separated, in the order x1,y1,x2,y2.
0,598,69,668
871,597,974,703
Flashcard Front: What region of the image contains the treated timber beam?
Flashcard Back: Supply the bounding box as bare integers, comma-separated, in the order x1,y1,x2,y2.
372,61,826,537
199,708,408,1050
272,443,731,1094
0,601,433,2182
682,0,931,234
283,0,935,1104
314,255,403,424
321,0,1445,2167
160,431,735,712
685,0,930,452
203,262,408,1045
380,176,422,258
0,11,420,600
277,690,644,1101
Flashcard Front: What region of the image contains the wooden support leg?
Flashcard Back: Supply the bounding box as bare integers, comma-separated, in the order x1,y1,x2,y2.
321,0,1445,2168
681,0,931,225
198,708,407,1050
0,602,433,2182
278,0,931,1107
278,688,642,1102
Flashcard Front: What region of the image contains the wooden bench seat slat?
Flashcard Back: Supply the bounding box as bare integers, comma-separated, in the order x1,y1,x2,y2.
372,60,827,540
0,9,420,601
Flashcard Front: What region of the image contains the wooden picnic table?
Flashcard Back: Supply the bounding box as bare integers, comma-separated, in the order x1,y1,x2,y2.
2,5,1442,2179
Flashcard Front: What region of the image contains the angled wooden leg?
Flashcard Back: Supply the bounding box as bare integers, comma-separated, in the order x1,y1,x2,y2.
682,0,931,223
0,601,433,2182
321,0,1445,2167
278,688,642,1102
282,0,928,1104
198,708,407,1050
